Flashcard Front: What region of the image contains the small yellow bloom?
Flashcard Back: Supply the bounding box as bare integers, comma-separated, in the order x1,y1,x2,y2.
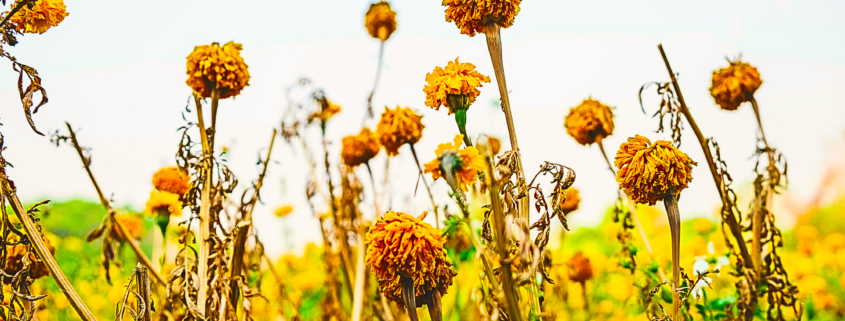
274,205,294,218
341,127,381,167
312,99,342,123
6,0,68,34
560,188,580,214
443,0,521,37
568,252,593,283
709,60,762,111
186,41,250,99
487,136,502,156
144,190,183,217
423,134,485,191
365,1,397,41
4,236,55,283
152,166,192,196
423,58,490,114
376,106,424,156
615,135,697,205
110,213,145,240
564,98,615,145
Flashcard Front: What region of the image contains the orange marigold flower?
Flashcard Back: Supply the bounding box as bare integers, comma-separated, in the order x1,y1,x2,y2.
110,214,145,240
152,166,191,196
487,136,502,156
144,190,183,217
564,98,615,145
567,252,593,283
341,127,381,167
443,0,521,37
366,211,456,309
423,58,490,114
423,134,485,191
709,60,762,111
560,188,580,214
614,135,697,206
365,1,397,41
4,236,55,283
186,41,250,99
274,204,294,218
6,0,68,34
376,106,424,156
311,99,342,124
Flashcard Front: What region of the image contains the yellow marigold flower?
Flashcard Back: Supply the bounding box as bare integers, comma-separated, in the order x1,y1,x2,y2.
366,211,456,309
615,135,697,206
560,188,580,214
443,0,521,37
274,204,294,218
110,214,145,240
423,58,490,114
365,1,397,41
4,236,55,283
564,98,615,145
567,252,593,283
152,166,191,196
423,134,485,191
5,0,68,34
376,106,424,156
311,99,342,124
341,127,381,167
709,60,762,111
144,190,183,217
186,41,250,99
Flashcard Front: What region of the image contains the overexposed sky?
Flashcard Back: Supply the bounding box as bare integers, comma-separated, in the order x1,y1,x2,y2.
1,0,843,256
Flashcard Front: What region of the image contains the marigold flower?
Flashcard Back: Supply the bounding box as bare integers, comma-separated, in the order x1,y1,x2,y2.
564,98,615,145
5,0,68,34
615,135,697,206
365,1,397,41
366,211,456,309
4,236,55,283
423,134,485,191
709,60,762,111
376,106,424,156
341,127,381,167
274,205,294,218
152,166,191,196
560,188,580,214
144,190,183,217
186,41,250,99
110,214,145,240
567,252,593,283
423,58,490,114
311,99,342,124
443,0,521,37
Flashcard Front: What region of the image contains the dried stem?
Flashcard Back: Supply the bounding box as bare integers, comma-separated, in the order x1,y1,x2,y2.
663,194,682,321
401,275,420,321
351,224,367,321
320,123,355,299
194,92,216,316
364,40,386,123
409,143,440,228
137,264,153,321
748,94,776,281
365,162,382,216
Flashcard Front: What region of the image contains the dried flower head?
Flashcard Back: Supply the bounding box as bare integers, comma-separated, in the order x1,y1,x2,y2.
615,135,697,205
274,204,294,218
4,236,55,283
341,127,381,167
144,190,183,217
487,136,502,156
110,214,145,240
5,0,68,34
564,98,615,145
560,188,580,214
567,252,593,283
366,211,456,309
423,58,490,114
311,99,342,123
443,0,521,37
152,166,191,196
709,60,762,111
186,41,250,99
365,1,397,41
423,134,485,191
376,106,424,156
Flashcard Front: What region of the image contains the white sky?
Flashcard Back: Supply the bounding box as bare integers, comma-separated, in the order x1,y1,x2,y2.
1,0,843,256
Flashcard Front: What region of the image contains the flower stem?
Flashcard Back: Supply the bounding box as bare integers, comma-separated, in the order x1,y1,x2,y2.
320,120,356,300
365,161,382,215
364,40,386,123
351,224,368,321
663,194,682,321
748,93,777,283
455,109,472,147
409,143,440,228
194,92,216,316
427,289,443,321
401,275,420,321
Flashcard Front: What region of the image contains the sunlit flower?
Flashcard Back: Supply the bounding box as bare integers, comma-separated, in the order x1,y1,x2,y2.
560,188,580,214
376,106,424,156
709,60,762,111
6,0,68,34
366,211,456,309
443,0,521,37
152,166,191,196
423,134,485,191
423,58,490,114
110,213,145,240
568,252,593,283
615,135,697,205
4,236,55,283
341,127,381,167
144,190,183,217
186,41,250,99
274,204,294,218
365,1,397,41
564,98,615,145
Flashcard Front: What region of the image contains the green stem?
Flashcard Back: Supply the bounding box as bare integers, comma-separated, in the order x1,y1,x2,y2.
455,109,472,147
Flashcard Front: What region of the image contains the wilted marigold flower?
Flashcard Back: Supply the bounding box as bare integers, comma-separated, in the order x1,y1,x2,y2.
341,127,381,167
365,1,397,41
4,236,55,283
424,134,485,191
274,204,294,218
376,106,424,156
423,58,490,114
144,190,183,217
709,60,762,111
615,135,696,206
564,98,615,145
5,0,68,34
366,211,456,309
567,252,593,283
152,166,191,196
443,0,521,37
110,214,145,240
560,188,580,214
186,41,250,99
311,99,342,124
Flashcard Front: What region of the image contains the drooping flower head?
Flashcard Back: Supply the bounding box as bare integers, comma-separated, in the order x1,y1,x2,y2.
423,134,485,191
443,0,521,37
376,106,424,156
366,211,456,309
5,0,68,34
341,127,381,167
4,236,55,283
564,98,615,145
615,135,697,205
365,1,397,41
110,213,145,240
567,252,593,283
152,166,192,196
274,204,294,218
423,58,490,114
186,41,250,99
560,188,580,214
144,190,183,217
709,60,762,111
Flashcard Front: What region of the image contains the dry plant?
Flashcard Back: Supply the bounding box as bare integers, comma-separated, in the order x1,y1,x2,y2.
115,263,154,321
